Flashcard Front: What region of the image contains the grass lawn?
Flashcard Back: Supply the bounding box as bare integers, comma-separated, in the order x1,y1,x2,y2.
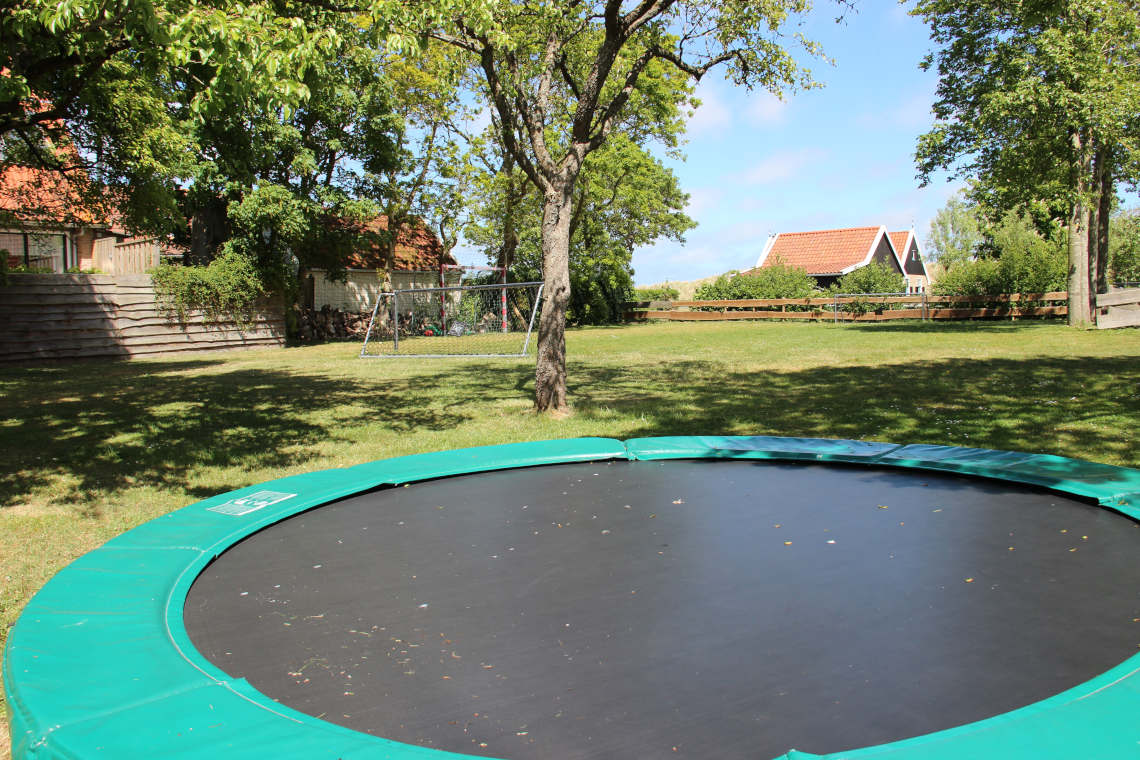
2,319,1139,755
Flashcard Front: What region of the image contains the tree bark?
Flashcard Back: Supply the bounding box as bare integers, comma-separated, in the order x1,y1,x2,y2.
1067,131,1092,326
1096,148,1112,293
534,180,575,413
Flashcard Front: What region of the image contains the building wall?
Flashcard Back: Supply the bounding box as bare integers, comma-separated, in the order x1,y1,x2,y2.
310,269,464,312
870,235,904,273
901,240,930,293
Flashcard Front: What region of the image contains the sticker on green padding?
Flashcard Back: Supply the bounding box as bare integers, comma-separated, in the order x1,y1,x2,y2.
207,490,297,516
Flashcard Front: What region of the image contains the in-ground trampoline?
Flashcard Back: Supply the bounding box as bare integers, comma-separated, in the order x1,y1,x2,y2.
5,437,1140,760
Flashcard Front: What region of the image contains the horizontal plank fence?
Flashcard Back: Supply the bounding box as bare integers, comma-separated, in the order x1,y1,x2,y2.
0,273,285,363
624,292,1071,323
1096,287,1140,329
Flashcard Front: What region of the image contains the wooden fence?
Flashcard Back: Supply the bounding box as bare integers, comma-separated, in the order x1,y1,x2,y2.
92,237,160,275
625,291,1071,323
0,273,285,363
1096,288,1140,329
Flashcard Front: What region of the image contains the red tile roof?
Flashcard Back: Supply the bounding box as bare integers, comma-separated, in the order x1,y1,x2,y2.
889,231,911,266
751,226,886,276
345,216,456,271
0,164,117,229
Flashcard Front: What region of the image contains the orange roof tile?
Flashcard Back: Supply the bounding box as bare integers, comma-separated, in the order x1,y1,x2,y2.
889,231,911,265
754,226,885,276
0,165,115,228
345,216,455,271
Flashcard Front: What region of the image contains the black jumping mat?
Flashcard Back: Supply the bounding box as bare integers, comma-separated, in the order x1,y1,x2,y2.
185,459,1140,759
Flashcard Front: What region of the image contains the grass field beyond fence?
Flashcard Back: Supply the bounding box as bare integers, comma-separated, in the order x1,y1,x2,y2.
2,320,1139,756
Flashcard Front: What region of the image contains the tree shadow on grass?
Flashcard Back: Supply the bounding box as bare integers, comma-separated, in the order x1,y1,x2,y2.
842,320,1067,334
2,349,1136,511
0,359,479,509
565,355,1140,467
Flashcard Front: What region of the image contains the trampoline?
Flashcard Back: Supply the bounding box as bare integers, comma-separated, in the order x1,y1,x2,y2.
5,437,1140,760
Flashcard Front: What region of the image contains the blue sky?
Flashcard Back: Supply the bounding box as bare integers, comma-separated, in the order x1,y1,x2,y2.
632,2,962,286
455,3,963,285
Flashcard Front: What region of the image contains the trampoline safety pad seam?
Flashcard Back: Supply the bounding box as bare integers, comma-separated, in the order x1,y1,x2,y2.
4,435,1140,760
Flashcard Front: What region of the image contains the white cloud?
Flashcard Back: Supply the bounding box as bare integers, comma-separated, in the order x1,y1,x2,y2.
744,148,828,184
683,186,725,217
686,81,732,136
746,92,788,126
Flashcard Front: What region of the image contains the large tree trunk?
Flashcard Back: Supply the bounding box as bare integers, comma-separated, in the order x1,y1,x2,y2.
1096,149,1112,294
534,181,574,413
1067,131,1093,326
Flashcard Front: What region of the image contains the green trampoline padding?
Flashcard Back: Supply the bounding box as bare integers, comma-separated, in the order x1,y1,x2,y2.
4,436,1140,760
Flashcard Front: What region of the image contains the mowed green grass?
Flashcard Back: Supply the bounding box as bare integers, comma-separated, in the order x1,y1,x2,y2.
2,319,1139,753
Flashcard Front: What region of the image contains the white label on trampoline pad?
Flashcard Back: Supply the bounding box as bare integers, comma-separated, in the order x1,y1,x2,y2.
208,491,297,516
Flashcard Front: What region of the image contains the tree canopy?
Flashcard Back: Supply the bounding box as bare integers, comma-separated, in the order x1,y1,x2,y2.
428,0,824,412
913,0,1140,325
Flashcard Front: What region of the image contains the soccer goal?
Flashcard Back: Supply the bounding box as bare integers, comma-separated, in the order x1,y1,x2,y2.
360,281,544,358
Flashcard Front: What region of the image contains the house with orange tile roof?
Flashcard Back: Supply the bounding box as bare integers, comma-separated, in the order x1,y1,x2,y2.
746,225,928,292
887,229,931,293
0,164,126,272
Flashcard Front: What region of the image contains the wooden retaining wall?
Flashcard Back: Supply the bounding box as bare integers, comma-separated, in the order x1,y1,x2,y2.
0,274,285,363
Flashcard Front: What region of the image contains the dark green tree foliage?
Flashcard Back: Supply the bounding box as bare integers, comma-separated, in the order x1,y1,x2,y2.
430,0,822,411
830,262,906,294
695,264,817,300
181,30,401,289
468,132,695,325
913,0,1140,324
0,0,338,233
934,213,1068,296
1109,209,1140,284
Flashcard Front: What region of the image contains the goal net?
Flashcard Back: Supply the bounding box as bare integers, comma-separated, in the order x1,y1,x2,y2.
360,281,544,358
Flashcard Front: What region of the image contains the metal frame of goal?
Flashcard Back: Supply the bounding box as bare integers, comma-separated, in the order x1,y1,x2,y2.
359,281,545,358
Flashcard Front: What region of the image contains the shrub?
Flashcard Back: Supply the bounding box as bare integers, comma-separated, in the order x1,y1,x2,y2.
933,212,1066,296
694,264,817,301
152,251,265,323
635,285,680,301
1109,211,1140,284
830,262,906,294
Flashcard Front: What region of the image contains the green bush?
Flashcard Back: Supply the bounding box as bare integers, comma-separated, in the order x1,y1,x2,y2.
933,212,1066,296
1110,211,1140,284
152,251,266,323
695,264,817,301
830,262,906,294
635,284,680,301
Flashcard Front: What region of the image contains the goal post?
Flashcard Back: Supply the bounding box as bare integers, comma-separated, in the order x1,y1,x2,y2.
360,281,544,358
